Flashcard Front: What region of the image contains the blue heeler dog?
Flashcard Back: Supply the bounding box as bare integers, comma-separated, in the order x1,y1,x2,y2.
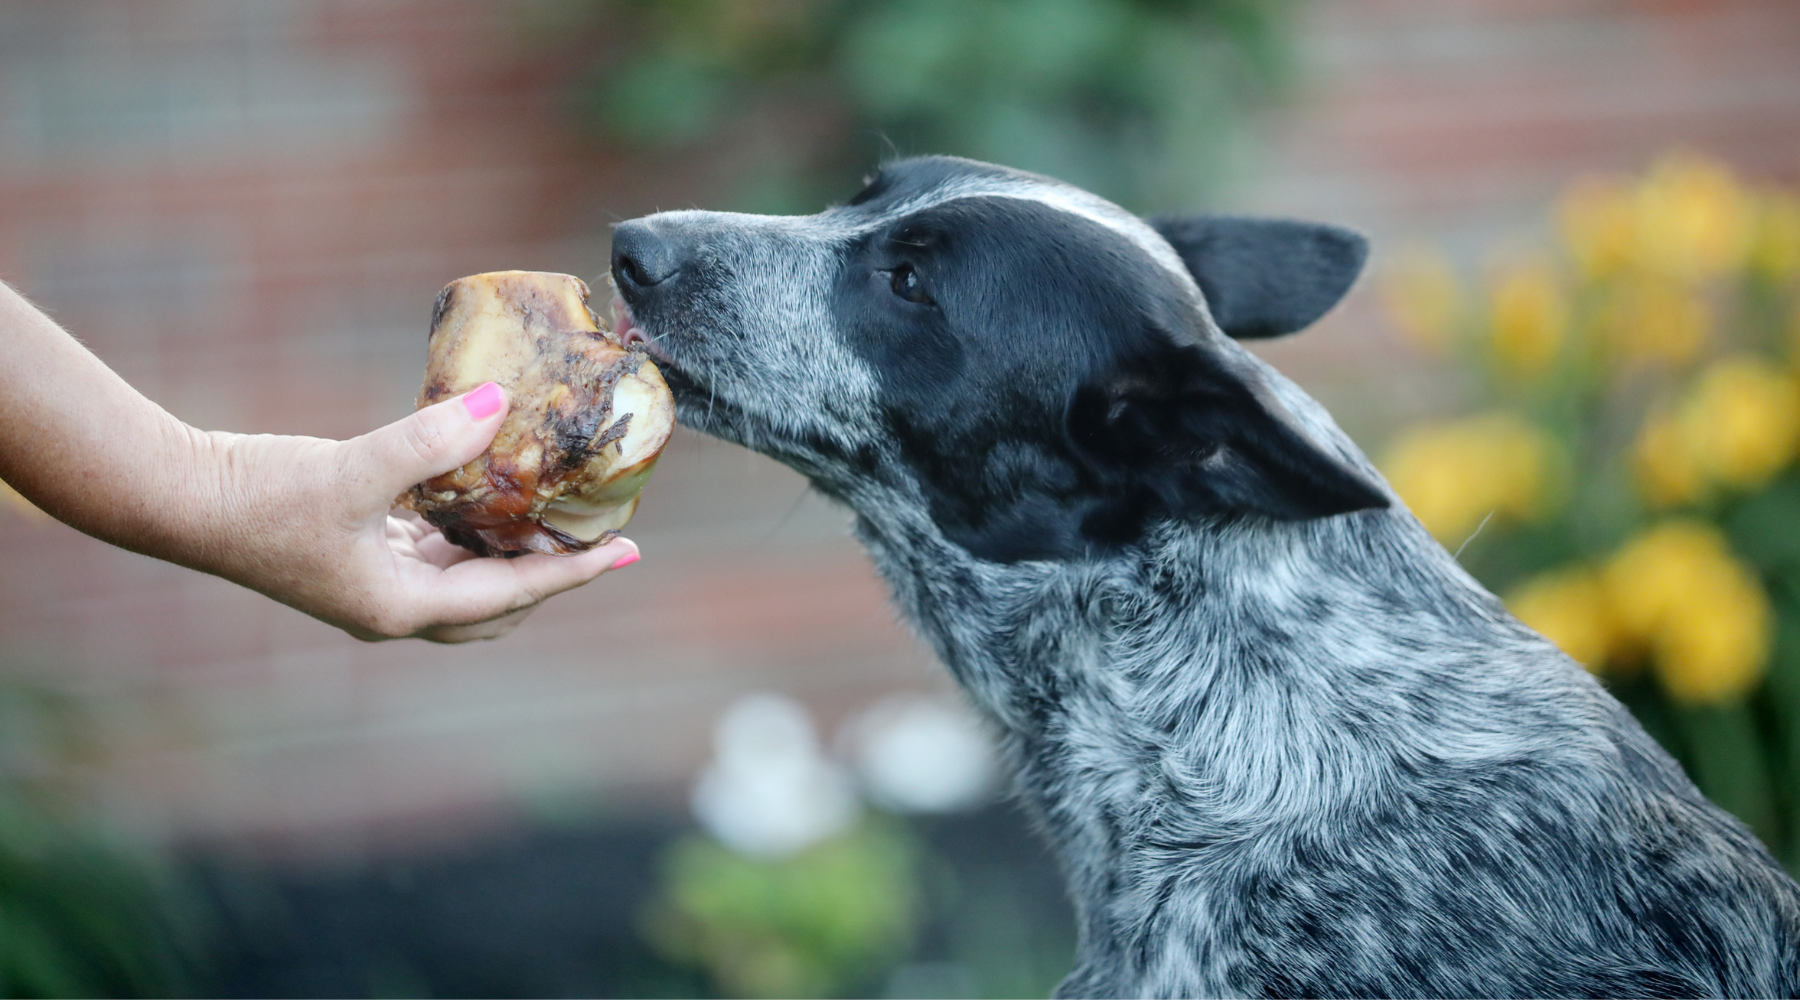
607,156,1800,998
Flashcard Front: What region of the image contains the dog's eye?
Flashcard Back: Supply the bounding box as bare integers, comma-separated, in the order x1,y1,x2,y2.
888,265,933,305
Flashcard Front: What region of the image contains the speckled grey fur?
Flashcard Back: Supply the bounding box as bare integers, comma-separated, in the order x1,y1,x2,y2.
613,158,1800,999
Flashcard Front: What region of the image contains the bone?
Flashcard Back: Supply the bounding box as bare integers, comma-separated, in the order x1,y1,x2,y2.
402,270,674,556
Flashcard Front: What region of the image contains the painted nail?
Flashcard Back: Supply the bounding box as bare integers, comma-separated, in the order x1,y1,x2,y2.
463,382,504,420
609,550,640,570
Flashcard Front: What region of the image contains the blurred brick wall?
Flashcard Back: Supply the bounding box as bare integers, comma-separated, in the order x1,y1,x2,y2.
0,0,1796,857
0,0,944,860
1238,0,1800,435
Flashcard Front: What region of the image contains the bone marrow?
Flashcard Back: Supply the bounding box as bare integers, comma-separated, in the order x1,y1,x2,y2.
402,270,674,556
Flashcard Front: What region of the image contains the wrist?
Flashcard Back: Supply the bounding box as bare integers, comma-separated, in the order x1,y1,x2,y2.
172,428,374,628
145,420,246,578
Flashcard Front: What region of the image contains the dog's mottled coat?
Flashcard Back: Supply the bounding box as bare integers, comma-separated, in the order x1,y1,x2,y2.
609,156,1800,998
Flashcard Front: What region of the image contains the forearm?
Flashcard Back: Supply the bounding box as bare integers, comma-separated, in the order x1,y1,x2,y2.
0,280,223,567
0,279,636,642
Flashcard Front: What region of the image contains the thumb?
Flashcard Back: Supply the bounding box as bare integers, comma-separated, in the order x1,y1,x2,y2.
355,382,510,496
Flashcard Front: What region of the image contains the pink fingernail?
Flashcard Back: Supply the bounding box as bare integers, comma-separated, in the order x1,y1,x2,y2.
463,382,504,420
609,551,640,570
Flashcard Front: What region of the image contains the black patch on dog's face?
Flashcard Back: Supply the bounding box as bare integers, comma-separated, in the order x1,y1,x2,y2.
828,191,1384,562
614,156,1385,563
825,194,1175,560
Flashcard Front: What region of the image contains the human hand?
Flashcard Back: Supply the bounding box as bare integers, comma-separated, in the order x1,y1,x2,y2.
197,384,638,642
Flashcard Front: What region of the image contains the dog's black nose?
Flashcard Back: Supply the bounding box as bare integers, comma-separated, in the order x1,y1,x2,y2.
612,220,685,297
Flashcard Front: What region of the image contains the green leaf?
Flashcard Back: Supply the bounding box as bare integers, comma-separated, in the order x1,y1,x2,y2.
1669,702,1779,846
605,54,728,146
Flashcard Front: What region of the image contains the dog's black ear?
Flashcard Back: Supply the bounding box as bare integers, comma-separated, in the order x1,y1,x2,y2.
1149,214,1368,339
1068,343,1387,540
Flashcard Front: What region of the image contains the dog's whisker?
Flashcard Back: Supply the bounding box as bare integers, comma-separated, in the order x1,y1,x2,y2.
1452,508,1496,560
755,483,813,547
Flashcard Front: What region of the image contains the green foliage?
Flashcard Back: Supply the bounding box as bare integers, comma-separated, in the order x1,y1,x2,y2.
642,819,919,998
917,835,1074,999
0,685,206,998
1376,152,1800,868
568,0,1291,211
0,802,200,998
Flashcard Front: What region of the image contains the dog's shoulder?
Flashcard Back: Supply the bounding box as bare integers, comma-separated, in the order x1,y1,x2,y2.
1117,654,1800,998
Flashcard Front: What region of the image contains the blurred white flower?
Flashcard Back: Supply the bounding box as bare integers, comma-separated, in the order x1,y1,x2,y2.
691,693,859,858
846,695,999,814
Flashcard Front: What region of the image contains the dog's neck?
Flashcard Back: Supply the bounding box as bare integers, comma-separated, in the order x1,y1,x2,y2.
852,497,1543,974
853,493,1505,737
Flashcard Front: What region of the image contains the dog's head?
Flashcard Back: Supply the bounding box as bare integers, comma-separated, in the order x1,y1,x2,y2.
611,156,1387,562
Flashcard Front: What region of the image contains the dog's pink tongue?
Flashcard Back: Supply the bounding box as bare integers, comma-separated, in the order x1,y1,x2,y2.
610,293,671,363
611,293,648,348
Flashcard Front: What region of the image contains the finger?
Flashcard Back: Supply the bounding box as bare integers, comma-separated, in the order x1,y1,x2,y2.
386,512,430,543
389,508,430,533
412,537,639,626
351,382,510,498
414,530,480,569
381,514,474,569
417,606,536,644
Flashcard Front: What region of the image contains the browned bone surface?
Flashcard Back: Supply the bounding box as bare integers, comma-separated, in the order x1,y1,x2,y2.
403,271,674,556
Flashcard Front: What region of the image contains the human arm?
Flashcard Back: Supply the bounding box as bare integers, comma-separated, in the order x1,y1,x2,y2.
0,280,635,642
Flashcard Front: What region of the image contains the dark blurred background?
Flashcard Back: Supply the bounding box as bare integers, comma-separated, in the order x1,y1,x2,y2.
0,1,1797,996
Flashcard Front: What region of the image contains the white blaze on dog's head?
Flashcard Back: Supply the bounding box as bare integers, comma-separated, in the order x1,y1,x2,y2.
611,155,1383,559
875,168,1203,302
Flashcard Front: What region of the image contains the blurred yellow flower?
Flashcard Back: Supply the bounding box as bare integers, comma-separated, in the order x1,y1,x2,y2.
1604,521,1714,637
1685,356,1800,488
1631,356,1800,505
1487,259,1568,377
1633,409,1707,508
1656,578,1770,705
1381,242,1463,354
1382,412,1559,545
1752,191,1800,283
1557,175,1636,280
1602,277,1711,365
1507,566,1617,670
1602,520,1769,704
1631,151,1755,281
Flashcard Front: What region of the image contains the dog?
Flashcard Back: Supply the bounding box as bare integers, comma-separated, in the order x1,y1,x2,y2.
608,156,1800,998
